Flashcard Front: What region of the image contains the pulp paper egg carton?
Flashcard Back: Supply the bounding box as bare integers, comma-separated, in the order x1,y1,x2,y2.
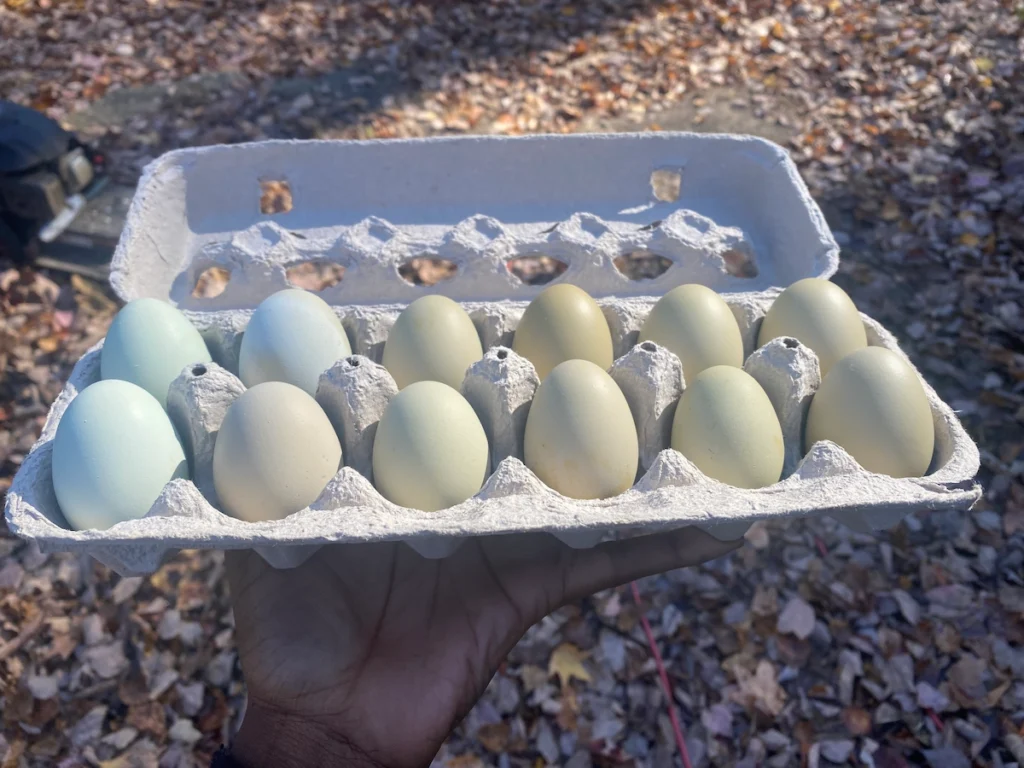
5,133,981,576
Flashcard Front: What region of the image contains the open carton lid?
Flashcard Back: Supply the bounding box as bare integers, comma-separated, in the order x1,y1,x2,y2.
109,132,839,309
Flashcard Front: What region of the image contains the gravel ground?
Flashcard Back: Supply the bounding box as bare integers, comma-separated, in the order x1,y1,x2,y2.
1,1,1023,766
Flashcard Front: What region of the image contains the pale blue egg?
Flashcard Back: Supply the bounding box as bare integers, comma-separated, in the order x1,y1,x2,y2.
239,289,353,395
52,380,188,531
101,298,212,408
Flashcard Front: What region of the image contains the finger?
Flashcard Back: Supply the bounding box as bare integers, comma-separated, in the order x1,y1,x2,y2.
560,527,742,604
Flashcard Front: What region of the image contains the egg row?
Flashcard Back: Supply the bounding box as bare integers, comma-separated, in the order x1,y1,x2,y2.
52,278,935,531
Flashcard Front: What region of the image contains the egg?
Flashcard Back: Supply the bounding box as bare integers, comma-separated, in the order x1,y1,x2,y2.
757,278,867,376
100,298,212,408
52,380,188,530
213,382,342,522
524,359,638,499
239,289,352,395
372,381,489,511
638,284,744,382
512,284,613,379
805,346,934,478
671,366,783,488
382,295,484,390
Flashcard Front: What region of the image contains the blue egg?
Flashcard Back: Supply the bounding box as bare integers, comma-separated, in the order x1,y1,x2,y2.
101,298,212,408
239,289,353,395
52,380,188,531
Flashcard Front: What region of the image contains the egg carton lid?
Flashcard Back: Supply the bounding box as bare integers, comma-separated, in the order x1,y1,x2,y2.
108,132,838,307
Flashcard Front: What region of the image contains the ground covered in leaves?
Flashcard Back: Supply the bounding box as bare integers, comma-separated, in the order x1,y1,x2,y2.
1,0,1023,766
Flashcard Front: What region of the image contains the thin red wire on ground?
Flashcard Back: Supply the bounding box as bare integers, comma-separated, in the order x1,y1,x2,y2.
630,580,693,768
815,536,829,558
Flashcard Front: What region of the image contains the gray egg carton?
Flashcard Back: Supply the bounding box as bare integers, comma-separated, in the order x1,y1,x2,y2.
5,133,981,576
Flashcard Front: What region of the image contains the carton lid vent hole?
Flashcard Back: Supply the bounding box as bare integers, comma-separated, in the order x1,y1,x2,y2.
506,255,568,285
260,179,292,214
614,251,672,281
192,266,230,299
286,261,345,291
399,257,458,286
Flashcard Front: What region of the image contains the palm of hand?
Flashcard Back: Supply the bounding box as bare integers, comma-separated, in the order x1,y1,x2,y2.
227,529,740,768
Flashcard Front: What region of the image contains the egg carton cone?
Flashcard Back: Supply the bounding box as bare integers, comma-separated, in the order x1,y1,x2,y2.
5,133,981,575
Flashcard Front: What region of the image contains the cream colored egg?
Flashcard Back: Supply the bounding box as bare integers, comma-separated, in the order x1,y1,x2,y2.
757,278,867,376
524,359,638,499
638,284,744,382
213,382,342,522
805,346,934,478
671,366,784,488
382,295,483,390
512,284,613,379
372,381,489,511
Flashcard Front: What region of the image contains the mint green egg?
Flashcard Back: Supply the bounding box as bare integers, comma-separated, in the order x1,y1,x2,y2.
52,380,188,531
101,298,212,408
239,289,353,396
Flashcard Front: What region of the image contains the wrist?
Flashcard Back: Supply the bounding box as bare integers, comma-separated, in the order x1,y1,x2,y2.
228,699,387,768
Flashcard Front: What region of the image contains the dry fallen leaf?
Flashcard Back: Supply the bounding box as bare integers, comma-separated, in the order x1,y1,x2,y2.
548,642,591,688
731,660,786,717
476,722,510,753
841,706,872,736
880,198,902,221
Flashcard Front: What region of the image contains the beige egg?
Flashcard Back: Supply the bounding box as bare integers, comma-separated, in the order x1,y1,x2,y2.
524,359,638,499
372,381,489,511
512,284,613,379
382,295,484,390
671,366,784,488
213,382,342,522
757,278,867,376
638,284,744,382
805,346,934,478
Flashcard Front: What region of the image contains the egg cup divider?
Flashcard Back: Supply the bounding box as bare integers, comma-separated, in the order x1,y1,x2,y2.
5,132,980,575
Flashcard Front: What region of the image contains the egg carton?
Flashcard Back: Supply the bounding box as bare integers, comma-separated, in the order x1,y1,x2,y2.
5,133,981,576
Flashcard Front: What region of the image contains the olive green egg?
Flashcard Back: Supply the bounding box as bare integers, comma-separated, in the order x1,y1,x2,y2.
213,381,342,522
524,359,639,499
512,284,613,379
757,278,867,376
382,295,483,390
805,346,934,478
638,284,744,382
372,381,489,511
671,366,784,488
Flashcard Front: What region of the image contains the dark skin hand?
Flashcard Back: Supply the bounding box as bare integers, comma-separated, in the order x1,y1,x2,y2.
226,529,742,768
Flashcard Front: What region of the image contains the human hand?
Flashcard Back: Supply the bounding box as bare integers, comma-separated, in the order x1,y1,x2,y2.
225,529,741,768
